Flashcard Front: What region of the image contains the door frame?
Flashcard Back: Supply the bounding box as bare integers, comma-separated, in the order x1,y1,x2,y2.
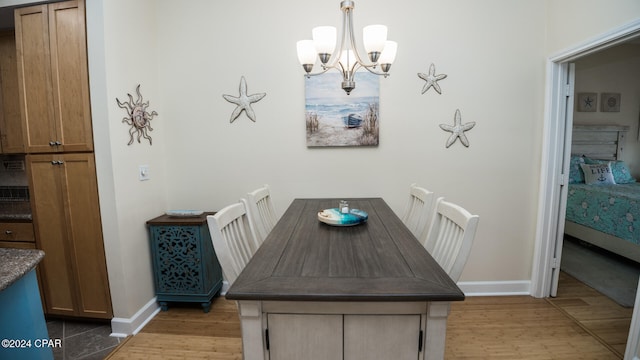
531,18,640,298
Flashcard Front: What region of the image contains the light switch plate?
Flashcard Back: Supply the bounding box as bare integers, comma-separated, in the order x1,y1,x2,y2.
139,165,150,181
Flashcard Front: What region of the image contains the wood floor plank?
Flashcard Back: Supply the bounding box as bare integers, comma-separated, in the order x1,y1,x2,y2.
107,271,628,359
447,296,619,360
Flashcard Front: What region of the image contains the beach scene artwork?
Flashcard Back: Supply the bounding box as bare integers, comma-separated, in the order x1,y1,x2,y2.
305,71,380,147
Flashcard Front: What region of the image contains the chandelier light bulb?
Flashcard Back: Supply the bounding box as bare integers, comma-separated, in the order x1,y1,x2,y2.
378,40,397,72
339,50,357,71
312,26,337,64
363,24,387,63
296,40,317,73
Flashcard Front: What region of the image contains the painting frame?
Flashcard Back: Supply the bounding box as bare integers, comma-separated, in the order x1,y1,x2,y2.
576,92,597,112
601,93,621,112
304,71,380,147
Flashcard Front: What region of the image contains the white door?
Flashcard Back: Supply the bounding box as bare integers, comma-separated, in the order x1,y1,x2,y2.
549,63,576,297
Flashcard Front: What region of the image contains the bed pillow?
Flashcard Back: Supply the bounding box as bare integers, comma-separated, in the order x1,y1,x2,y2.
568,156,585,184
584,158,636,184
580,162,616,185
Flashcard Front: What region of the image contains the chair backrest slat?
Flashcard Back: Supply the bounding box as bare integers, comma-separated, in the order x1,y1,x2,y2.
245,184,279,245
423,197,479,282
207,200,259,286
400,183,435,242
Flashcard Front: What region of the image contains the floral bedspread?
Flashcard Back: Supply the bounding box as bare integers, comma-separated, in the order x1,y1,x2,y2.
566,183,640,244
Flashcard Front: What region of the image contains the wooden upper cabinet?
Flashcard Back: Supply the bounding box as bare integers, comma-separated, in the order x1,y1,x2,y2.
0,31,24,154
15,0,93,153
0,31,25,153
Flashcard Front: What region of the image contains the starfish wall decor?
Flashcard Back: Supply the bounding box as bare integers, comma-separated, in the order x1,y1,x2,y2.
439,109,475,148
418,63,447,94
223,76,266,123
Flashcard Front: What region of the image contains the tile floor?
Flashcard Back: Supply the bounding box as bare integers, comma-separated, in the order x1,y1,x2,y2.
46,318,121,360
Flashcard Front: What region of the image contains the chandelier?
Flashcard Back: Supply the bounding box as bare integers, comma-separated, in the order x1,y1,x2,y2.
296,1,397,95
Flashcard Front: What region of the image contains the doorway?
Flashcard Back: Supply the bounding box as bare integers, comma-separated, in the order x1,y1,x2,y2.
532,19,640,299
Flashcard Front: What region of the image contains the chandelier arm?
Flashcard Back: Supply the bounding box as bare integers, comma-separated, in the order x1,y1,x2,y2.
350,64,362,80
308,4,349,76
338,61,347,75
304,68,331,78
359,64,388,76
346,8,376,69
329,4,351,69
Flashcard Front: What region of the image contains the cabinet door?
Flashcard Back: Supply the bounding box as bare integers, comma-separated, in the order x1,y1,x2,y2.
48,0,93,152
60,153,111,317
267,314,343,360
0,31,25,153
151,225,205,294
15,5,56,153
28,153,112,318
344,315,422,360
28,154,75,316
15,0,93,153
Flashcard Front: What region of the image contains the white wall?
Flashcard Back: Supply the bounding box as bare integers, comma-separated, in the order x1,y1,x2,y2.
573,44,640,177
86,0,168,320
545,0,640,55
78,0,640,323
156,0,546,284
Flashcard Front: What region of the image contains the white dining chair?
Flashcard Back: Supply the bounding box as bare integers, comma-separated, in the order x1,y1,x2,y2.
400,183,435,241
423,197,479,282
206,199,259,286
245,184,279,245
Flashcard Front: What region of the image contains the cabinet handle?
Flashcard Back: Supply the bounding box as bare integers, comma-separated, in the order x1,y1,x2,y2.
55,141,61,146
50,160,65,165
5,230,12,235
49,141,62,146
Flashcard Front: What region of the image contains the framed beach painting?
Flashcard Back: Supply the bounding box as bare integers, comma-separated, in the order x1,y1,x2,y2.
305,71,380,147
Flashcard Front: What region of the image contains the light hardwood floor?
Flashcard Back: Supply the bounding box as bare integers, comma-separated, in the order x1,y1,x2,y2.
105,272,631,359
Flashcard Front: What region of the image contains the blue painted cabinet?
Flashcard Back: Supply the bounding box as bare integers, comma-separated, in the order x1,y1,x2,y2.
146,213,222,313
0,269,53,360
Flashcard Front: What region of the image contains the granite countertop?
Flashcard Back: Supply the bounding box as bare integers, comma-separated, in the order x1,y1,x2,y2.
0,248,44,292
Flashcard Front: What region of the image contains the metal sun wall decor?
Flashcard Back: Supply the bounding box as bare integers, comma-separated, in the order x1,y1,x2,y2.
223,76,266,123
418,63,447,94
439,109,475,148
116,84,158,146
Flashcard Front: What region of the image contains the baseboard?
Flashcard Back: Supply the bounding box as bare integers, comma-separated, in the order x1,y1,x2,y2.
220,280,230,296
457,280,531,296
110,297,160,338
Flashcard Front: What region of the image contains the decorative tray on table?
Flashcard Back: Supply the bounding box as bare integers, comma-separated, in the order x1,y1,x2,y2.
165,210,204,217
317,208,368,226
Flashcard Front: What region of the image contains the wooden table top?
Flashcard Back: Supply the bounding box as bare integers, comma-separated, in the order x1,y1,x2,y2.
225,198,465,302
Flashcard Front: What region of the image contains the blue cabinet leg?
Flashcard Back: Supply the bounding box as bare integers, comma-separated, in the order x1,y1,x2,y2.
160,301,168,311
201,301,211,313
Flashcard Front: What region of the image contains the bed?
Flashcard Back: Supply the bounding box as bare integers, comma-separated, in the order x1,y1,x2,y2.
564,124,640,263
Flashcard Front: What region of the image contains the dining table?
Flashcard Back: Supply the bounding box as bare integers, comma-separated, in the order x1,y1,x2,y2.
225,197,465,360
